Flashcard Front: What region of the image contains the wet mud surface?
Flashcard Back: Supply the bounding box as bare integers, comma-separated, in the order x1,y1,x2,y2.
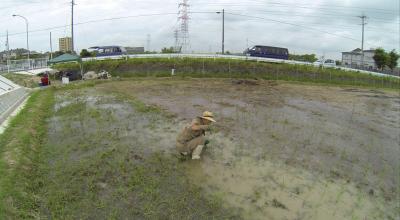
48,79,399,219
97,79,399,219
46,88,240,219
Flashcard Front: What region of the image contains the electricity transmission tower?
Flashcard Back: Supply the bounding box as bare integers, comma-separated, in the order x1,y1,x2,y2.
177,0,190,53
174,29,180,52
147,34,151,52
358,14,367,68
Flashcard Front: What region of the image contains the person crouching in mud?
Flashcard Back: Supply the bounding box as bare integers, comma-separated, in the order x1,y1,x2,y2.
176,111,216,160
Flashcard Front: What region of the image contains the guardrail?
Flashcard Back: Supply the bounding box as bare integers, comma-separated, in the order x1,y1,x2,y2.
0,75,19,95
83,54,399,79
0,87,28,125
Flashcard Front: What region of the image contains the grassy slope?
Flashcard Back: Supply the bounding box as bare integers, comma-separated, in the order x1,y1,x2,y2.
54,58,400,89
1,73,40,88
0,83,240,219
0,89,54,218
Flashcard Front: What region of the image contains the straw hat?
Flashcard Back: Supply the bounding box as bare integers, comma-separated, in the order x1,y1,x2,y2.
200,111,216,122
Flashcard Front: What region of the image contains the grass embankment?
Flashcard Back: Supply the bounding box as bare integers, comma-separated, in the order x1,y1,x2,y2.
1,73,40,88
54,58,400,89
0,83,239,219
0,89,54,218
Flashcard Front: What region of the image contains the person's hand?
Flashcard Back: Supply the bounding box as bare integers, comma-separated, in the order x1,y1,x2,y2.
208,125,216,134
199,125,211,131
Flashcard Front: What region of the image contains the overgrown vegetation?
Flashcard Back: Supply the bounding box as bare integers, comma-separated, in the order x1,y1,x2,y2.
1,73,40,88
54,57,400,89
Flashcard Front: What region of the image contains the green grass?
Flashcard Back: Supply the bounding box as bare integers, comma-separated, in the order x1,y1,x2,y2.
53,57,400,89
0,89,55,219
1,73,40,88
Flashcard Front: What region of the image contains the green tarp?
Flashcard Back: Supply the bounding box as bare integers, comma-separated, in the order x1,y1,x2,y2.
48,54,81,65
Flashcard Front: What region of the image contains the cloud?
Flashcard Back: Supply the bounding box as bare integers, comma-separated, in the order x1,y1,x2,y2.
0,0,398,59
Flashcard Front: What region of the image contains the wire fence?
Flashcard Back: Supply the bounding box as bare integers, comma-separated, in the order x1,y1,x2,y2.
76,57,400,89
0,58,49,73
83,54,400,79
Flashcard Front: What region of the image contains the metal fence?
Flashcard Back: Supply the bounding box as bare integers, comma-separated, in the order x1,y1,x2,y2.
0,58,48,73
83,53,400,79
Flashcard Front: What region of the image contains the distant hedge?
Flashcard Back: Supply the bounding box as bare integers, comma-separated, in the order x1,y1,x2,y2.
54,58,400,89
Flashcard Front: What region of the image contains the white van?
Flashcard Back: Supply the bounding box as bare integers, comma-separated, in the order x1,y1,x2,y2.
313,59,336,68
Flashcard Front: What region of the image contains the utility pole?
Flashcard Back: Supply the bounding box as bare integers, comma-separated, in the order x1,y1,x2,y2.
6,30,10,73
71,0,75,53
358,14,367,69
216,9,225,54
50,32,53,60
222,9,225,54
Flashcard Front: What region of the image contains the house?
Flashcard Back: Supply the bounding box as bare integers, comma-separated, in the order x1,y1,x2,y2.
342,48,376,70
125,47,145,54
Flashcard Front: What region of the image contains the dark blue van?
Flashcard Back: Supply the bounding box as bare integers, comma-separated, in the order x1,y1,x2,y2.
245,45,289,60
88,46,127,57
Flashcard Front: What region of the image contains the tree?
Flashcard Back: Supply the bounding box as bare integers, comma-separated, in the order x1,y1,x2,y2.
387,50,399,71
289,54,318,63
373,48,389,70
53,51,65,57
161,47,176,53
80,49,92,58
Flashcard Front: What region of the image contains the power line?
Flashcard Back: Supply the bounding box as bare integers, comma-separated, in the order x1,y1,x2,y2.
212,13,398,33
0,1,39,11
225,12,380,48
193,4,399,23
1,10,394,51
0,12,181,38
192,0,398,14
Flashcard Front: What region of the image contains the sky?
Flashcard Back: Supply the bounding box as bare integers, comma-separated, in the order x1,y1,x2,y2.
0,0,399,59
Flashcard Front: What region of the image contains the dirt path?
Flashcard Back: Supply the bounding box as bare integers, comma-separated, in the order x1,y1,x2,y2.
95,79,399,219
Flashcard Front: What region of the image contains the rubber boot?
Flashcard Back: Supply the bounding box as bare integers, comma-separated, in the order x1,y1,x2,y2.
192,145,204,160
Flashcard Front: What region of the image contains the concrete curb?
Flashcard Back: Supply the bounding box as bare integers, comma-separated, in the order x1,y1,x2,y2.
0,94,30,135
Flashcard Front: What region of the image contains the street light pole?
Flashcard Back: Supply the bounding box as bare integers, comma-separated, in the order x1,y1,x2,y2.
12,14,30,68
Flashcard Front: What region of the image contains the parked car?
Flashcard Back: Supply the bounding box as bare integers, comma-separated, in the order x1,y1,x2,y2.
313,59,336,67
244,45,289,60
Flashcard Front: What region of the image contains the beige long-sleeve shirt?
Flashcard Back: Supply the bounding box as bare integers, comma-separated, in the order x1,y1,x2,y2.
176,117,210,144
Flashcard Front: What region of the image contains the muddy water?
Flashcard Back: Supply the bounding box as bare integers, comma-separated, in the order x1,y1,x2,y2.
49,90,182,164
103,79,400,219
